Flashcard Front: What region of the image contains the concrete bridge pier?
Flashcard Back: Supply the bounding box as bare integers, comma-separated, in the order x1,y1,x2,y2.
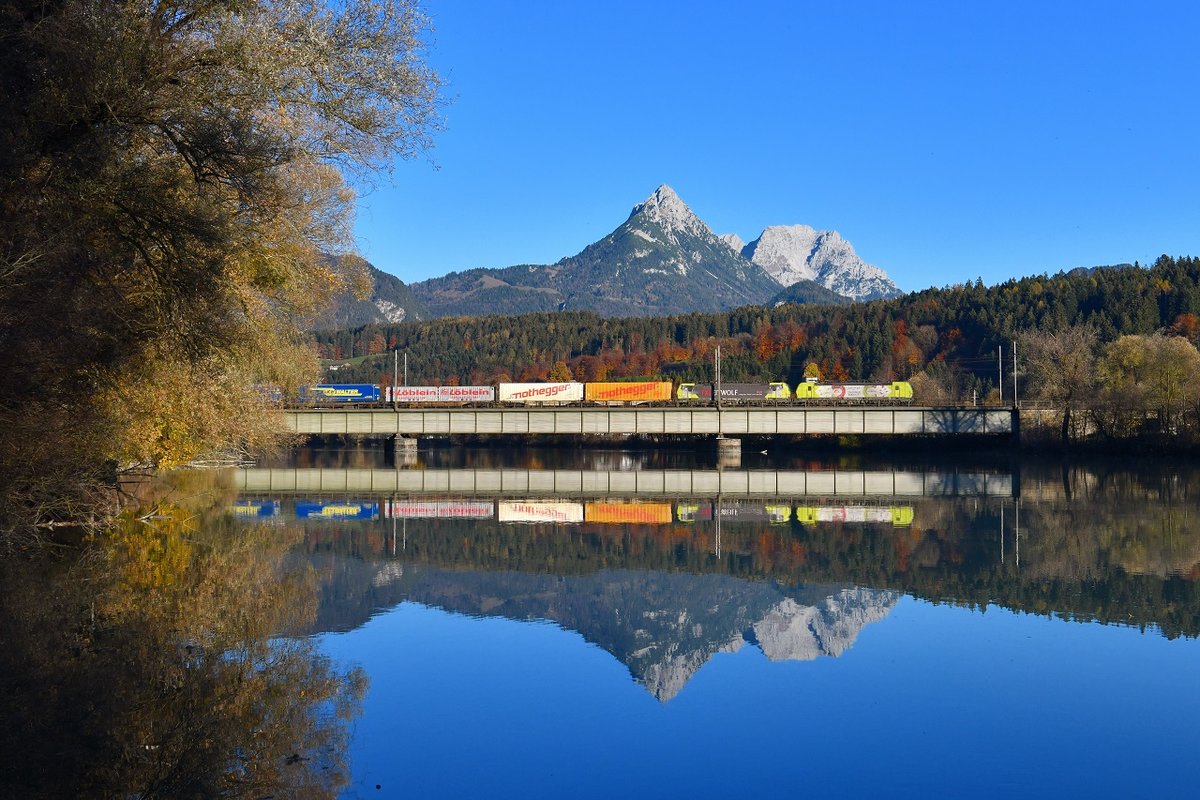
393,435,418,467
716,436,741,468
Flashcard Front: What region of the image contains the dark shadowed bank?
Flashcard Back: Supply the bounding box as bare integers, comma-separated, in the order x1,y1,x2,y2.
0,471,366,799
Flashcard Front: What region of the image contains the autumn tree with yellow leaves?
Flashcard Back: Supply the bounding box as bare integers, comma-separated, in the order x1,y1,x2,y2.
0,0,441,526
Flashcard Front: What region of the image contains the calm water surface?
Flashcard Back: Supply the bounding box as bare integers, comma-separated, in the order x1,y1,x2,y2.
278,446,1200,798
4,444,1199,798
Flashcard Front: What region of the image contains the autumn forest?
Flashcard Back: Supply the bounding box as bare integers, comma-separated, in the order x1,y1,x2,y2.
314,255,1200,444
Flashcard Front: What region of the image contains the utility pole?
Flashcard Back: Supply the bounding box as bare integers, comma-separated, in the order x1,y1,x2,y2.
392,350,399,409
998,345,1003,405
1012,340,1018,407
715,345,723,436
715,345,722,406
715,497,722,558
712,343,741,463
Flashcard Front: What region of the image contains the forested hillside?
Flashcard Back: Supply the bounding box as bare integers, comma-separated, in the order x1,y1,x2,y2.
313,256,1200,401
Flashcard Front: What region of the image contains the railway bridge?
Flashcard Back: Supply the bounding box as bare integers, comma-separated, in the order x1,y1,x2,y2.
285,405,1018,444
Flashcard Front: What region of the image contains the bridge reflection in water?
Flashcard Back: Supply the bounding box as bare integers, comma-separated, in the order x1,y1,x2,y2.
233,466,1021,563
234,467,1016,497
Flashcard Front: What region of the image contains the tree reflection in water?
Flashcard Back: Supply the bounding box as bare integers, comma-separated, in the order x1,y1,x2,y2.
0,472,365,799
291,461,1200,641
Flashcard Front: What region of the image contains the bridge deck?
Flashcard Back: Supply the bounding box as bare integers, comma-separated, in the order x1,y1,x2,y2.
235,468,1015,498
286,406,1015,437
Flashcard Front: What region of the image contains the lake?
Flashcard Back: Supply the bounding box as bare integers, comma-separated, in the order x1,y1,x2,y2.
3,443,1198,798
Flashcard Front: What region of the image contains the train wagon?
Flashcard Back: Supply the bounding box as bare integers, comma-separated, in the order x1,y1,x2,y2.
294,501,380,520
230,499,280,518
676,382,791,402
387,385,496,404
498,382,585,405
497,501,585,523
796,505,914,526
675,503,712,523
298,384,382,404
584,502,674,524
717,502,792,524
584,381,673,404
674,502,791,523
794,381,913,402
386,499,495,519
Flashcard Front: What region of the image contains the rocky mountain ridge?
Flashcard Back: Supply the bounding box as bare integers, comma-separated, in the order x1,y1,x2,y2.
742,224,900,301
406,185,900,319
303,552,898,702
311,256,427,330
409,185,783,318
321,186,899,326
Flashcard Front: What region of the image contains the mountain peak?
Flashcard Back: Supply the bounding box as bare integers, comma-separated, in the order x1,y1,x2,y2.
648,183,682,205
630,184,706,235
745,224,901,301
407,185,901,318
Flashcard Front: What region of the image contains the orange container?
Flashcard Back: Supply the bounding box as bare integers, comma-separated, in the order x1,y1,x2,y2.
584,381,673,403
585,502,674,525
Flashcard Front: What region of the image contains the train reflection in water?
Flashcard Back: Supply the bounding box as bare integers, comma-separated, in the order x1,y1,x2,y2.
234,497,915,527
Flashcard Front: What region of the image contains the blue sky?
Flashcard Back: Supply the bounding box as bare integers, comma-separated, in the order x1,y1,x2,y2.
353,0,1200,294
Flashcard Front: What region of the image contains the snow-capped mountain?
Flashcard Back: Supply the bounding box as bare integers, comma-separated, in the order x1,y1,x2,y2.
412,185,781,317
751,588,899,662
409,185,901,318
631,584,899,701
305,551,899,703
741,224,901,301
557,184,782,315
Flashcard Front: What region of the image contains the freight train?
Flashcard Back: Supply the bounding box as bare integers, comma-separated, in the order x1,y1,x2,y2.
287,379,913,407
234,497,915,526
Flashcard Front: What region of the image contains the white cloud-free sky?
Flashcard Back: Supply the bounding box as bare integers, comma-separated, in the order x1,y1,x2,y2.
353,0,1200,293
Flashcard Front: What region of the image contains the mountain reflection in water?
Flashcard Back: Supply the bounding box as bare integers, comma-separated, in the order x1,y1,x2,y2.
256,459,1200,703
4,456,1199,797
308,555,898,701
